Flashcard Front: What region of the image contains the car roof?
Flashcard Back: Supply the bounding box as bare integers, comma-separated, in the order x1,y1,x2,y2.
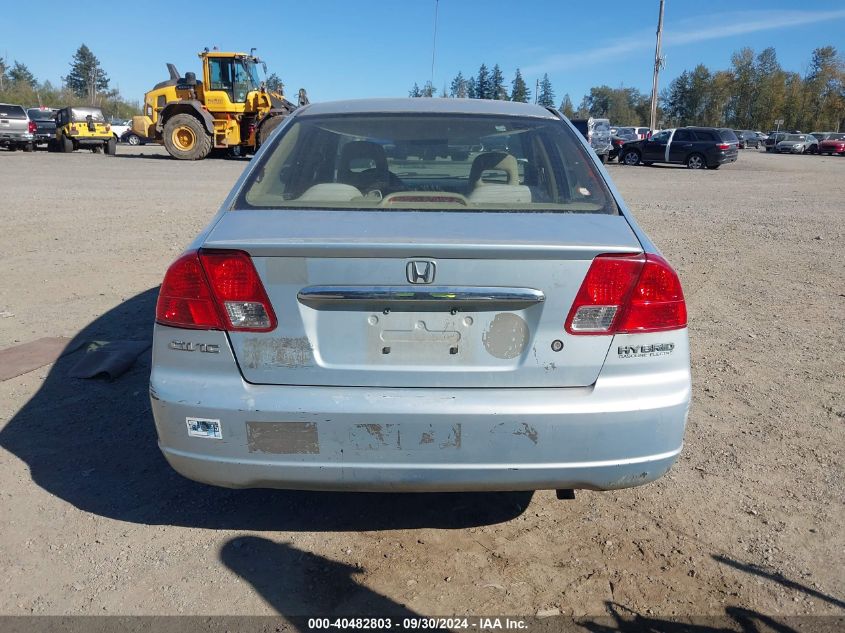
299,98,558,119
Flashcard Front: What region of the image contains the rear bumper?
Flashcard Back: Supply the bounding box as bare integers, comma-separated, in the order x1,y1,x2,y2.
161,446,682,492
0,132,33,144
150,328,691,492
711,151,738,166
74,136,112,146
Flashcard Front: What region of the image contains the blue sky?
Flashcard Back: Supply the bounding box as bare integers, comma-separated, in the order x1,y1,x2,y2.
2,0,844,106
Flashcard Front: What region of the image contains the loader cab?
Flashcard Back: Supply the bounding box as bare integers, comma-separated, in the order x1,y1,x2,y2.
202,53,263,108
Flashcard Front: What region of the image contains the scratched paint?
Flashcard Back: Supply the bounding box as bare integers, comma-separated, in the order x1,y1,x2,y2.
482,313,530,359
512,422,539,445
242,337,313,369
246,421,319,454
349,423,461,451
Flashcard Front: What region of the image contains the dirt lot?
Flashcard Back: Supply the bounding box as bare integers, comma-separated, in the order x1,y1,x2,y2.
0,146,842,626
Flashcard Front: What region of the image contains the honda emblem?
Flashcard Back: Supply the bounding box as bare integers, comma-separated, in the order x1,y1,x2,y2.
406,260,436,284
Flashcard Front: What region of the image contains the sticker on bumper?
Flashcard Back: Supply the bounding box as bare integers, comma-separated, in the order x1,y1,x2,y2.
186,417,223,440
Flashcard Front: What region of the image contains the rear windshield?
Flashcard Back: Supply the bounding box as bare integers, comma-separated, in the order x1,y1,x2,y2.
825,133,845,141
236,113,617,215
0,105,26,119
71,109,106,122
718,129,738,142
27,109,55,121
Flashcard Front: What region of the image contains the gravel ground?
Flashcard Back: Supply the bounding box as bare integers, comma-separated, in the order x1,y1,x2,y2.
0,146,842,625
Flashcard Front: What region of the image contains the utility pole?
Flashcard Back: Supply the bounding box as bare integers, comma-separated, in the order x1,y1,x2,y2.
649,0,665,133
534,78,539,104
430,0,439,91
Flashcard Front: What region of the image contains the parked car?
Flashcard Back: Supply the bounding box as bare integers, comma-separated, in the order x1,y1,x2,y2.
150,98,690,493
612,126,637,137
774,133,818,154
0,103,35,151
52,106,117,154
570,117,612,163
763,132,788,152
733,130,762,149
609,130,637,161
27,107,58,148
634,127,651,139
109,119,131,140
818,132,845,155
120,129,154,146
619,127,738,169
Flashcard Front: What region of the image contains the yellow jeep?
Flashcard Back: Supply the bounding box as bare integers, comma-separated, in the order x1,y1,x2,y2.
52,106,117,154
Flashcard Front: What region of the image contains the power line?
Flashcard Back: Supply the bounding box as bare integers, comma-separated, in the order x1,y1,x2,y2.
430,0,439,89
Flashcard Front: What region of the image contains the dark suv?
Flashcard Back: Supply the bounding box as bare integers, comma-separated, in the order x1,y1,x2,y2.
619,127,739,169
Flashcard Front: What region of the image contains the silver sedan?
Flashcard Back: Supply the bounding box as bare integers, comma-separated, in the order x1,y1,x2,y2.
775,134,819,154
150,99,691,493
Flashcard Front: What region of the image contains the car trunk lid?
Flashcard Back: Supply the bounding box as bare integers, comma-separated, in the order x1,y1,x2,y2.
203,210,642,388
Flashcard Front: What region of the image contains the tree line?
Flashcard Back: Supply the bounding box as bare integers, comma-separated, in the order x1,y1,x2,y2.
662,46,843,132
411,45,844,132
0,44,139,119
410,65,556,106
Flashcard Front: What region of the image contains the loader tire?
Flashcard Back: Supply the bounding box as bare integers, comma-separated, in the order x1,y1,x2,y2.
163,114,212,160
257,114,286,148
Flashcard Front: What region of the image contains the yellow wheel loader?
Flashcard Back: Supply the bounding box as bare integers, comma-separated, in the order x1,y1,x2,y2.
131,49,307,160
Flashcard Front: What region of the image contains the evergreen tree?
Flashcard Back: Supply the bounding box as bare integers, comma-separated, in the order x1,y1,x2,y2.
490,64,507,100
8,61,36,88
65,44,109,99
409,83,422,98
0,57,8,90
421,81,435,98
450,72,468,98
662,70,692,125
475,64,491,100
559,93,574,117
510,68,529,102
537,73,555,107
466,77,477,99
265,73,284,93
751,48,784,130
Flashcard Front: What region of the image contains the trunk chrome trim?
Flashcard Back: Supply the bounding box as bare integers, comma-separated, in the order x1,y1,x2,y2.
297,285,545,311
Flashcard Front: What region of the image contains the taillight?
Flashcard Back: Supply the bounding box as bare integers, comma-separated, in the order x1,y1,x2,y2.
28,121,37,133
199,250,276,331
155,249,276,332
565,253,686,335
716,143,730,150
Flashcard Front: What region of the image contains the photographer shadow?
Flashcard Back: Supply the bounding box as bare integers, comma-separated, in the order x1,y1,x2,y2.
0,288,531,531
